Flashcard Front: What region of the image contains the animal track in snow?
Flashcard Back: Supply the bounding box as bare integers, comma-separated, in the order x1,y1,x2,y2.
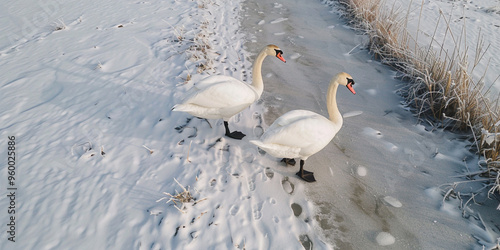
184,127,197,138
265,168,274,179
253,125,264,137
281,177,294,195
174,117,193,133
248,176,256,191
252,201,264,220
291,203,302,217
206,138,222,150
273,216,279,223
299,234,313,249
229,204,239,216
253,112,263,123
268,197,276,205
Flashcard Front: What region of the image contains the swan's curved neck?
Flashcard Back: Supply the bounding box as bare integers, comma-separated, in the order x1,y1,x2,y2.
251,49,268,97
327,79,342,126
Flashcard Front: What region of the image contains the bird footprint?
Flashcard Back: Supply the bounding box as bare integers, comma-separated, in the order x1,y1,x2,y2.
253,125,264,137
281,177,294,194
291,203,302,217
252,201,264,220
229,204,239,216
265,167,274,179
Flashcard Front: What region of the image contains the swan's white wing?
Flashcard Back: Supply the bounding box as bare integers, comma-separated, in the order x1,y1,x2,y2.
182,76,258,108
249,139,301,159
193,75,238,90
260,110,339,158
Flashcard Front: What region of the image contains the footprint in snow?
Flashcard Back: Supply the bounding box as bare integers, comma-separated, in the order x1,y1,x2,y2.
299,234,313,249
252,201,264,220
207,138,222,150
184,127,197,138
291,203,302,217
265,167,274,179
281,176,294,195
174,117,193,133
253,125,264,137
268,197,276,205
248,176,256,192
253,112,263,123
273,216,279,223
229,204,239,216
209,178,216,187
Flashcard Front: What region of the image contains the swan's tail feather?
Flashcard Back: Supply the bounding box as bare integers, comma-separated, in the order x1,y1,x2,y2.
171,104,191,112
171,104,223,120
249,140,301,159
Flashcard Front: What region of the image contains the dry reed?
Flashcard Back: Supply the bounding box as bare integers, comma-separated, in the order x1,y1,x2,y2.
332,0,500,196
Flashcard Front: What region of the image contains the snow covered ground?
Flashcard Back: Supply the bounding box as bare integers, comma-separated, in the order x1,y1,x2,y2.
0,0,499,249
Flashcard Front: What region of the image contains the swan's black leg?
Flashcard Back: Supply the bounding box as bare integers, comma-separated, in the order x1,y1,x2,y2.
224,121,246,140
281,158,296,166
296,160,316,182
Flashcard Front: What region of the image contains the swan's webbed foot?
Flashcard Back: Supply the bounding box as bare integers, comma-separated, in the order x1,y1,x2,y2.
296,159,316,182
281,158,296,166
226,131,246,140
223,121,246,140
296,170,316,182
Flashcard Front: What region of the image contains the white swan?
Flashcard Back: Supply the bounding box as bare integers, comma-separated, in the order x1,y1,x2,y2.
172,44,286,139
250,72,356,182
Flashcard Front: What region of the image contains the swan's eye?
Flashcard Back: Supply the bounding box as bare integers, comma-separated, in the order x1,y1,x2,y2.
347,78,355,85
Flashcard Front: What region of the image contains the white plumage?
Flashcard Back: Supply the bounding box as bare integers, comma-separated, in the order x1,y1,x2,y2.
251,110,340,160
172,45,286,139
250,72,356,182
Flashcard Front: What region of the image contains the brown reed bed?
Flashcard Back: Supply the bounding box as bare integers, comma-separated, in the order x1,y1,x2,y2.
331,0,500,196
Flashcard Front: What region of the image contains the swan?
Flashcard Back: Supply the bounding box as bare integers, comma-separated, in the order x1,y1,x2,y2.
250,72,356,182
172,44,286,139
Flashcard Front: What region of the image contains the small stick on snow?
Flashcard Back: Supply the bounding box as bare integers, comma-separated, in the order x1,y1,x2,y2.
186,141,192,163
193,198,207,206
142,145,154,154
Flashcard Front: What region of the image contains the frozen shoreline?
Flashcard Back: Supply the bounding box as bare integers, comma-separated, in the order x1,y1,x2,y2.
0,0,498,249
242,0,499,249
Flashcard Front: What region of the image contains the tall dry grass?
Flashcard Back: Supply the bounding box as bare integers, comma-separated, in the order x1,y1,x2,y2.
332,0,500,196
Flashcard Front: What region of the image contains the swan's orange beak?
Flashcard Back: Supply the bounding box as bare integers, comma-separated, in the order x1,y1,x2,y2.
276,52,286,63
347,82,356,94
